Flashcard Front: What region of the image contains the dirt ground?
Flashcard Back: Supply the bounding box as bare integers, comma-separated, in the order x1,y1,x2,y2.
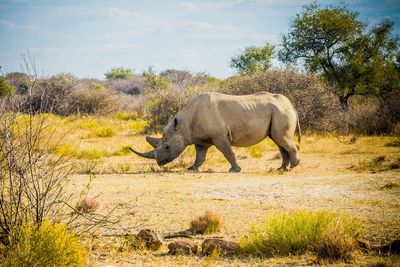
69,135,400,266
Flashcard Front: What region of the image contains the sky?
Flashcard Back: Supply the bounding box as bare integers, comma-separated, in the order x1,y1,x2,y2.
0,0,399,79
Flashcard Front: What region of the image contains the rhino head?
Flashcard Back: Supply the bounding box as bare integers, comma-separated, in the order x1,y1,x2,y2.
129,117,186,166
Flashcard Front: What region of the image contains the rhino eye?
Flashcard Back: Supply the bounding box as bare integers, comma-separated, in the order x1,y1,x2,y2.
165,145,170,150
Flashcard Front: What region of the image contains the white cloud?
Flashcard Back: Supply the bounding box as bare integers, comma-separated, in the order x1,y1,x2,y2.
0,19,36,30
179,0,245,12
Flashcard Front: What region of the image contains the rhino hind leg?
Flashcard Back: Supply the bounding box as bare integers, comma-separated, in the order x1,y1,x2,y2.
277,146,290,171
272,135,300,169
188,144,210,171
213,139,241,173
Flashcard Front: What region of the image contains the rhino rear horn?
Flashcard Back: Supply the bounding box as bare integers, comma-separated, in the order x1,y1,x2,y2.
128,147,156,159
146,136,161,148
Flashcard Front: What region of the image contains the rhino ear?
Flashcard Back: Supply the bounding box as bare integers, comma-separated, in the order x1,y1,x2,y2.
146,136,162,148
173,117,179,130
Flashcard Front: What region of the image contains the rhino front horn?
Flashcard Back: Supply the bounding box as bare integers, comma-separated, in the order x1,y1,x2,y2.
129,147,156,159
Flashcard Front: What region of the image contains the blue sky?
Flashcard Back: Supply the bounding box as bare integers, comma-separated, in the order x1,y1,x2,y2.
0,0,399,79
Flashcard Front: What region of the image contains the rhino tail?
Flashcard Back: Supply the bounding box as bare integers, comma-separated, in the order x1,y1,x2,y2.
296,112,301,150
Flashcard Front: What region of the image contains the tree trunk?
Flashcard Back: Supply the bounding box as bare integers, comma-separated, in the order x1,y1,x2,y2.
339,94,353,111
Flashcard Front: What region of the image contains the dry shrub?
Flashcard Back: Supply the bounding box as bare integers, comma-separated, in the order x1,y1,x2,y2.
315,222,357,261
65,86,118,115
23,74,76,114
76,197,100,214
105,76,145,95
221,69,341,133
144,90,185,132
142,84,220,132
190,211,222,235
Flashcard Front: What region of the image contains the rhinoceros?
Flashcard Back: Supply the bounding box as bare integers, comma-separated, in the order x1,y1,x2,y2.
130,92,301,172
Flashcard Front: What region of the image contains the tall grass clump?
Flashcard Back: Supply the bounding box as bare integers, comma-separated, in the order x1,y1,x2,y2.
240,210,361,260
189,211,222,234
1,221,86,266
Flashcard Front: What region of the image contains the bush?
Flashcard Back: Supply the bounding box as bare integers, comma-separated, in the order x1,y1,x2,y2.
142,68,171,93
0,76,16,96
5,72,30,94
65,85,118,115
189,211,222,234
1,221,86,266
144,90,186,132
346,93,400,135
239,210,360,260
105,67,134,80
25,74,76,114
221,69,341,133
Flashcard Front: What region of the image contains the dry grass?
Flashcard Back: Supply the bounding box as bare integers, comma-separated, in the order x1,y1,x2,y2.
76,197,100,214
190,211,222,234
13,114,400,265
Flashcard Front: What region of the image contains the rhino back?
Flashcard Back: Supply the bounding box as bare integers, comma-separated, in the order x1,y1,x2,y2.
188,92,291,147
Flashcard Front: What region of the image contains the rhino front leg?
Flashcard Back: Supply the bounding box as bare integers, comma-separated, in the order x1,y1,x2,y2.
188,144,210,171
213,139,241,173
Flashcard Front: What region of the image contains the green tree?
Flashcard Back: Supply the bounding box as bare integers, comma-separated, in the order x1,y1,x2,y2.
0,76,16,96
279,3,400,109
105,67,134,80
230,43,275,74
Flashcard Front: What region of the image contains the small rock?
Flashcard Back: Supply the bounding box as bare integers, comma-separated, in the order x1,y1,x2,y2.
202,238,240,256
137,229,163,250
168,240,198,255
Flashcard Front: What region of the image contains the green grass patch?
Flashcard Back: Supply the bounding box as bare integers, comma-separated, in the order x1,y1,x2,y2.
240,210,361,260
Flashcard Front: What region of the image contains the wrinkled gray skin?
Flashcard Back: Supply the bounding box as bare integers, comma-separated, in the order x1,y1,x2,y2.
130,92,301,173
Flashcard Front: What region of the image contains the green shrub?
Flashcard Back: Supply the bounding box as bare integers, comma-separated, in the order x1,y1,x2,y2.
2,221,86,266
190,211,222,234
240,210,360,260
105,67,134,80
142,67,171,92
0,76,16,96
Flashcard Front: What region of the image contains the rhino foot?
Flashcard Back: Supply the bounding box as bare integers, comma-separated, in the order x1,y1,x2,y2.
188,166,199,172
229,166,241,173
277,166,289,172
290,159,300,168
